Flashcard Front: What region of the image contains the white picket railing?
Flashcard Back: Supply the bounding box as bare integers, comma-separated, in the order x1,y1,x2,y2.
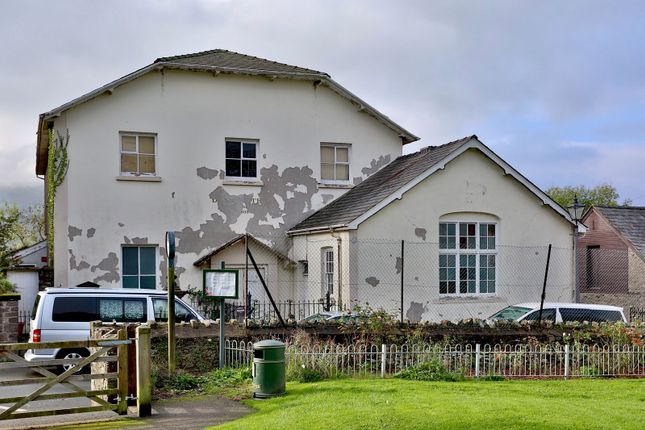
224,340,645,379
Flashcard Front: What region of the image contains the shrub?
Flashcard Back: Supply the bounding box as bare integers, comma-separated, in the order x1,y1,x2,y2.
288,365,324,383
394,359,464,382
203,367,252,389
166,372,204,391
0,275,16,294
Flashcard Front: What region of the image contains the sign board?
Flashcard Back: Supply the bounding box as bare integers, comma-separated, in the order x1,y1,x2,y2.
203,269,239,299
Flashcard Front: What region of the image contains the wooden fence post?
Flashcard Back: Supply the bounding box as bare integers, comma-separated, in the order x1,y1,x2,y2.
116,328,129,415
136,325,152,417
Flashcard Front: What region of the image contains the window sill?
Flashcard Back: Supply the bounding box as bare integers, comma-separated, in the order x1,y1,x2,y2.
222,180,264,186
432,295,504,304
116,175,162,182
318,182,353,189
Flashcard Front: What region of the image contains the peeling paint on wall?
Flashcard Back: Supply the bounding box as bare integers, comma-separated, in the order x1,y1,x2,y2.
352,177,363,185
159,247,167,290
406,302,428,322
172,192,175,199
86,228,96,238
68,226,82,241
395,257,402,274
361,154,391,176
177,164,318,254
118,222,125,227
91,252,120,283
131,237,149,245
196,167,220,180
414,228,427,241
321,194,334,204
69,249,90,271
365,276,380,287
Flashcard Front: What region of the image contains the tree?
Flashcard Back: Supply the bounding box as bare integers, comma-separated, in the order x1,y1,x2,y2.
546,184,632,210
0,203,45,268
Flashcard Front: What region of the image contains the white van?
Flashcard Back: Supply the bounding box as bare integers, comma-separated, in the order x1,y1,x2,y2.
488,302,627,324
25,288,204,370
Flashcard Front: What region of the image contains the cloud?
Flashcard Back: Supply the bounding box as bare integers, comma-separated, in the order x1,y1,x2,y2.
1,0,645,206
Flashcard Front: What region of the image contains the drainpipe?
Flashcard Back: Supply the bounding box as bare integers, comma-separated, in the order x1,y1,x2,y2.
330,228,343,309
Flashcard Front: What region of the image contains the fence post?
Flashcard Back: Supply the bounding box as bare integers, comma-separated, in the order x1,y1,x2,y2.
381,344,387,378
400,240,405,324
564,344,570,380
116,328,129,415
136,325,152,417
475,344,481,379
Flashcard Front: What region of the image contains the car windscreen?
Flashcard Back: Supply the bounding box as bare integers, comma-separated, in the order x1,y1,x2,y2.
560,308,623,323
152,298,198,323
522,309,556,323
488,306,532,321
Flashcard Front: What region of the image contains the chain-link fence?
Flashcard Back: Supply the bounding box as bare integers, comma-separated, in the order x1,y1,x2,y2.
188,236,584,323
577,246,645,321
186,235,645,324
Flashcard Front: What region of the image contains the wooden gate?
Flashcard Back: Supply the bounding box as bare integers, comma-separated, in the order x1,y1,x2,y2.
0,328,129,420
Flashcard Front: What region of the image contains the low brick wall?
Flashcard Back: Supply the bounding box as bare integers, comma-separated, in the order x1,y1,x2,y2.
0,294,21,343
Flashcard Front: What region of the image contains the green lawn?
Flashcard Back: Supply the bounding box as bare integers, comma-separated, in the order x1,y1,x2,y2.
211,378,645,430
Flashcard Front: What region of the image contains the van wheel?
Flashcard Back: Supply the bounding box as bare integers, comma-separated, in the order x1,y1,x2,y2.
57,349,90,374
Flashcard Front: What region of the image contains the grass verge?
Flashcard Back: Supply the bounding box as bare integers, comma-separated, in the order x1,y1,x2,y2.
210,378,645,430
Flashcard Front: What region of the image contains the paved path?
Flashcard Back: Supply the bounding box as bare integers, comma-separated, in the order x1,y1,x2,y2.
1,395,254,430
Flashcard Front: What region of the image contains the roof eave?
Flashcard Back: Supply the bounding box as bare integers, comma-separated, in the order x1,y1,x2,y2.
287,224,352,236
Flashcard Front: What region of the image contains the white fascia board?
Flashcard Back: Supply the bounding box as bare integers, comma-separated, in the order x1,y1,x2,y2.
347,138,574,230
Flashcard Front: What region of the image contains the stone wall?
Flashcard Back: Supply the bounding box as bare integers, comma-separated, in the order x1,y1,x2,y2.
0,294,20,343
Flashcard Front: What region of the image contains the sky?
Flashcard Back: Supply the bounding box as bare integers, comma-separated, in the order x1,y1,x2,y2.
1,0,644,207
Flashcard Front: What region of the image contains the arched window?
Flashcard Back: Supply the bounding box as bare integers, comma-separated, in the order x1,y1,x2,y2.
439,219,497,295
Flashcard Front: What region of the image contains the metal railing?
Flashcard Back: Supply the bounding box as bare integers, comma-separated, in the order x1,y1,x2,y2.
17,310,31,337
224,340,645,379
192,299,347,322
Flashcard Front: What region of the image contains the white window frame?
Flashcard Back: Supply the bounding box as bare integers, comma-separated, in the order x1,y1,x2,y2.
121,245,158,289
439,221,497,296
320,143,351,184
225,138,259,180
321,247,334,296
119,132,157,176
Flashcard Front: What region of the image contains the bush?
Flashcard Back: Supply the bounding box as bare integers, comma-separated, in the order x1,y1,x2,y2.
289,365,324,383
203,367,252,389
166,372,204,391
394,359,464,382
0,275,16,294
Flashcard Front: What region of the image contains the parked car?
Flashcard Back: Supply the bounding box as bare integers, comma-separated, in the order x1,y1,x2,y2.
300,311,365,324
488,302,627,324
25,287,204,371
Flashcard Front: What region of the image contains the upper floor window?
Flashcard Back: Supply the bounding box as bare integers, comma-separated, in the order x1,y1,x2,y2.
120,133,156,176
122,245,156,289
320,143,350,183
226,139,258,179
439,222,497,295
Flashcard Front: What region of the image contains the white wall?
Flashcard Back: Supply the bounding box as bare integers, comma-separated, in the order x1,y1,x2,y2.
7,270,39,314
52,70,403,293
347,148,574,321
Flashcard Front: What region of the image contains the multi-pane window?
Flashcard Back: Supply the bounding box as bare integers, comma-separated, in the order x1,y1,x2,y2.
226,139,258,178
122,246,156,289
320,144,350,182
322,247,334,295
439,222,497,295
120,133,156,176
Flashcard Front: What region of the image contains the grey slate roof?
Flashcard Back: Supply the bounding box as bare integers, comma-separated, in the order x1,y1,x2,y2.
154,49,329,77
289,136,477,232
596,206,645,258
37,49,418,175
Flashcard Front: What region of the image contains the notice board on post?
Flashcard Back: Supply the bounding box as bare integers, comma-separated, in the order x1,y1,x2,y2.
203,269,239,299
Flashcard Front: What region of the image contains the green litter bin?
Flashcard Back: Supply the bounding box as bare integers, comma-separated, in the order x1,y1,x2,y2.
252,340,286,399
